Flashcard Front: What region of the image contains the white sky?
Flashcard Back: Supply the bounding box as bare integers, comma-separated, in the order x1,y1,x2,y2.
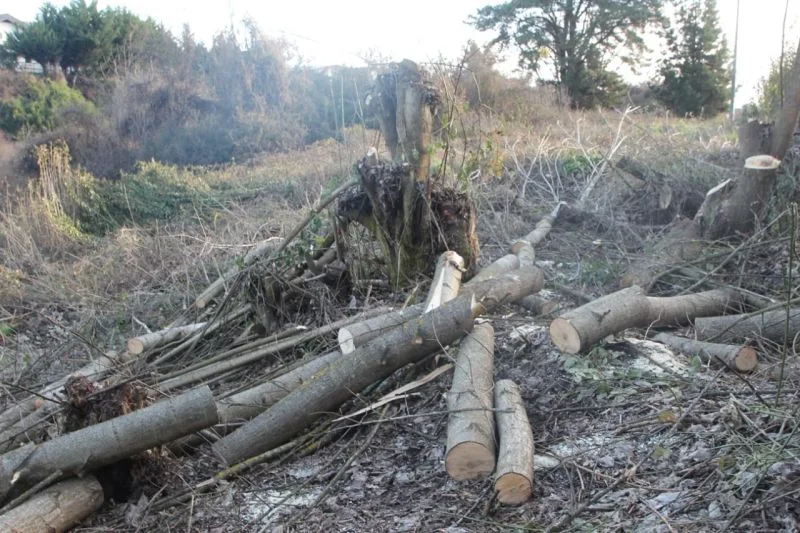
3,0,799,107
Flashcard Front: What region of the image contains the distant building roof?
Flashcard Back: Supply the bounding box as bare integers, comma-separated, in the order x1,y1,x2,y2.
0,14,23,26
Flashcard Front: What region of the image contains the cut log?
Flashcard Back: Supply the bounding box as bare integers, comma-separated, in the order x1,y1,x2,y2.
652,332,757,372
127,323,207,354
445,322,496,480
695,308,800,345
213,266,543,465
549,286,745,354
512,241,535,268
468,254,520,285
0,386,218,503
423,251,465,312
0,475,104,532
217,351,344,425
516,295,557,316
338,305,424,355
700,155,781,240
494,379,534,505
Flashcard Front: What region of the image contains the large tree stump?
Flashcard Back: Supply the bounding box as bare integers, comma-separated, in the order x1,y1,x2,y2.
338,60,479,285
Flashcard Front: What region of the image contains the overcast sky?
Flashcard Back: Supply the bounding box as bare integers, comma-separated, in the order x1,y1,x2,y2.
4,0,799,107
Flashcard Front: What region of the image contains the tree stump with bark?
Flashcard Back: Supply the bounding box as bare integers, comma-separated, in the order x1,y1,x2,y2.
337,60,479,286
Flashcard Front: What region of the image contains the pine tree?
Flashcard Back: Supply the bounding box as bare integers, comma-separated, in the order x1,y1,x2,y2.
654,0,731,117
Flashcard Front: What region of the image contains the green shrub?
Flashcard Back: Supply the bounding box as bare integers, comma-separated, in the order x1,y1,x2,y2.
0,78,96,136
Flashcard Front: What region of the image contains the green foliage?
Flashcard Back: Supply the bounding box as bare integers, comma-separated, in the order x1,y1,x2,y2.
652,0,730,117
471,0,663,109
0,0,178,81
756,47,795,120
0,78,95,136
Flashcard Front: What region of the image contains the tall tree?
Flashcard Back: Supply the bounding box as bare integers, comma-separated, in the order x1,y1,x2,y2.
653,0,730,117
471,0,663,109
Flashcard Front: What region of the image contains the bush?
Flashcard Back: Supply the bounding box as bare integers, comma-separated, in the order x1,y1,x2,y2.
0,78,96,137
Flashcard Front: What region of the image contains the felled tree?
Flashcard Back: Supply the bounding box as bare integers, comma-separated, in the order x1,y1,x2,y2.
338,60,479,285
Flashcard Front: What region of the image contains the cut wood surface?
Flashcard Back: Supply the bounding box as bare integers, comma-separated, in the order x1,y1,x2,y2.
213,266,543,465
550,286,744,354
694,307,800,344
494,379,534,505
445,322,496,480
652,332,757,372
0,386,218,503
423,251,465,312
0,475,104,533
338,305,424,355
127,322,207,354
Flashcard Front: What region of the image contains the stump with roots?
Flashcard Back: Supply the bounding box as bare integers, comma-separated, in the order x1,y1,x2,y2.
337,59,479,286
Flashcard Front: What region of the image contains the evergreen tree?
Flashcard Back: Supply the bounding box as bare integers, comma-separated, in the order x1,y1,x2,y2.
654,0,731,117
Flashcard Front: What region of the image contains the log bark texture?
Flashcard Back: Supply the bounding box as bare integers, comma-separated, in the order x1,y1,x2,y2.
550,286,744,354
494,379,534,504
700,155,781,240
517,295,557,316
445,322,496,480
0,386,218,503
213,266,543,465
468,254,519,285
652,332,757,372
694,308,800,344
0,475,104,533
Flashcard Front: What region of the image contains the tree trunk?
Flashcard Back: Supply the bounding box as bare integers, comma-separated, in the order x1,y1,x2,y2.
445,322,496,480
127,323,207,354
0,386,218,503
494,379,534,505
694,307,800,344
771,37,800,160
549,286,745,354
213,266,543,465
424,251,465,312
0,476,104,532
699,155,781,239
652,332,757,372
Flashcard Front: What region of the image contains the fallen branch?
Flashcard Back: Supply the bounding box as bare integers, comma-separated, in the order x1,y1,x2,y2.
549,286,745,354
127,323,207,355
213,266,543,465
445,322,496,480
0,386,218,503
338,305,424,355
0,475,104,532
195,179,353,308
652,332,757,372
494,379,534,504
157,309,387,392
517,295,557,316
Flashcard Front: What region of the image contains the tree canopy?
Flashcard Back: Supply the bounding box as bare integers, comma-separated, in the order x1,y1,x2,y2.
652,0,730,117
0,0,177,82
471,0,664,108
